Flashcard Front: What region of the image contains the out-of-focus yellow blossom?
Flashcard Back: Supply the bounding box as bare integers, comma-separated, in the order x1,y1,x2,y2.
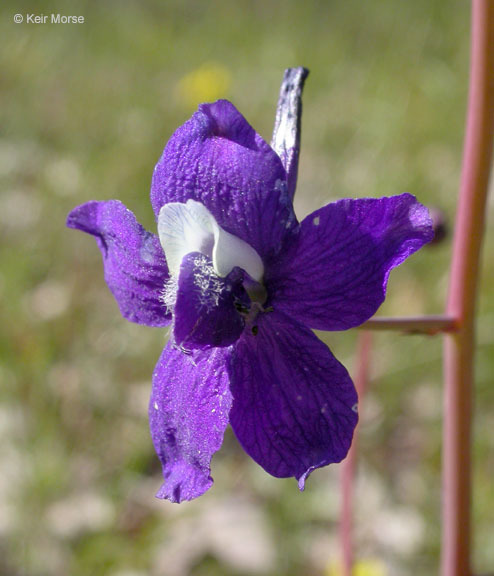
176,62,231,109
326,558,387,576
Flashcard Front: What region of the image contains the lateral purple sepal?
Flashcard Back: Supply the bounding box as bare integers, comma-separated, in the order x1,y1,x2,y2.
67,200,171,327
151,100,297,262
267,194,433,331
228,311,358,488
149,342,233,503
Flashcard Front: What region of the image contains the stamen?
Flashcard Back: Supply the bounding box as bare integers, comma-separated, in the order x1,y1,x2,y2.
161,276,178,313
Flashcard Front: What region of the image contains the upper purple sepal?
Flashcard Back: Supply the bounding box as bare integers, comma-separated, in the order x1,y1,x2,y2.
151,100,298,263
267,193,433,331
67,200,171,327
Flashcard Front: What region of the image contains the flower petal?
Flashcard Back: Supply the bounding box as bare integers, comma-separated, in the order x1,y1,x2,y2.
149,342,233,503
228,311,358,488
67,200,171,327
157,199,216,277
151,100,297,261
158,199,264,282
173,252,248,350
267,194,433,331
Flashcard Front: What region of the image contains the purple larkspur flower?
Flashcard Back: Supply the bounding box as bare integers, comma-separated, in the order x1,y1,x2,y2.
67,98,433,503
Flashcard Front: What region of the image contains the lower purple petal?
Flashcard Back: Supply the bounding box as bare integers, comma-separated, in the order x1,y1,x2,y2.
67,200,171,327
267,194,433,330
149,342,233,503
173,253,247,350
228,311,358,488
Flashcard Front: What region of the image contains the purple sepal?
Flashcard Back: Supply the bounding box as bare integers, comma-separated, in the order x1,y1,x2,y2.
67,200,171,327
229,310,358,489
150,100,297,261
267,194,433,331
149,342,233,503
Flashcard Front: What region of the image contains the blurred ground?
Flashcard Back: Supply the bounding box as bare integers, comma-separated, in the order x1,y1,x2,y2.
1,1,493,575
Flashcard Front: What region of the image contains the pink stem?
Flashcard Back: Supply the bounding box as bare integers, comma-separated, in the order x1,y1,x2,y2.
362,315,457,335
442,2,494,575
341,331,373,576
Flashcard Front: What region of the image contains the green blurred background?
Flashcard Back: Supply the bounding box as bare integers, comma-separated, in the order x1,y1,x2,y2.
1,1,493,575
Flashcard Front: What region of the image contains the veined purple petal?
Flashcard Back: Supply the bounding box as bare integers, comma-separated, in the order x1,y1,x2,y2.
267,194,433,331
67,200,171,327
151,100,297,261
149,343,233,503
173,252,248,350
229,311,358,489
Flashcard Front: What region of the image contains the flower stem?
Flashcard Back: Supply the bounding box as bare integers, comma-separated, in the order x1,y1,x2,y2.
442,2,494,575
341,331,373,576
362,315,457,335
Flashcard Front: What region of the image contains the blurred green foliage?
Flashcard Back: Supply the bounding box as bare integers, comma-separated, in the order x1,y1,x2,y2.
1,1,493,575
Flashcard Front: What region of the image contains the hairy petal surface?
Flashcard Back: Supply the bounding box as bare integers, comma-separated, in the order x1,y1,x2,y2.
229,311,358,488
149,343,233,503
151,100,297,261
173,252,248,350
67,200,171,326
267,194,433,331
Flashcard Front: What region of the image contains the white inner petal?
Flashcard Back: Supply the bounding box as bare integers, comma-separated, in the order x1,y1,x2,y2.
158,200,264,282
